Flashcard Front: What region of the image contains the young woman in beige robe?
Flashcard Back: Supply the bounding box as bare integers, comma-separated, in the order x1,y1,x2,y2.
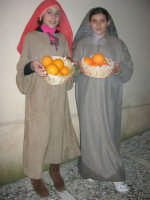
16,0,80,197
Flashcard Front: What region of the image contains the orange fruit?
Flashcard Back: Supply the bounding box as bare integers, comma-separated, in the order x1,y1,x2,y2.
60,66,69,76
41,56,53,67
83,57,93,65
53,59,64,70
45,63,59,75
92,63,99,67
92,53,105,65
56,71,63,76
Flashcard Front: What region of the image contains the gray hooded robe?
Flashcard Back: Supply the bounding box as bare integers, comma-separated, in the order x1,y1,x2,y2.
72,8,133,181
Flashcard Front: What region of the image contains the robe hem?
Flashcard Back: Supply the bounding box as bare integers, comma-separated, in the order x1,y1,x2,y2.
78,159,125,182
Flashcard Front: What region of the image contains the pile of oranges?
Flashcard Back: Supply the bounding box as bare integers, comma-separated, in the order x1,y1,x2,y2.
83,53,109,67
41,56,69,76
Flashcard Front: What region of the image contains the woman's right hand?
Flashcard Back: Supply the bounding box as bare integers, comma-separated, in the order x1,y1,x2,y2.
30,60,46,77
79,60,85,75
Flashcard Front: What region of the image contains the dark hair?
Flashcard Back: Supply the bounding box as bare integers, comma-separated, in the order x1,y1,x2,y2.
38,17,43,25
89,7,110,22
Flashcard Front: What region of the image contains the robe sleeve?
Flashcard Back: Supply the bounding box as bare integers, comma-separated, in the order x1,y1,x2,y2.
72,40,84,81
24,62,34,75
113,39,133,83
16,33,36,95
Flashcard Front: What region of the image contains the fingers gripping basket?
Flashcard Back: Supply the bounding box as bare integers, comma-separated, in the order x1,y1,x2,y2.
81,57,114,78
43,56,74,85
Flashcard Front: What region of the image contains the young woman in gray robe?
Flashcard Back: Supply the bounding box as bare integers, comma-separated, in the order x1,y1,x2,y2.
72,7,133,193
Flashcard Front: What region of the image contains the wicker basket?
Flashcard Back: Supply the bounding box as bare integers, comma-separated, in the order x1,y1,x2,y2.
81,57,114,78
43,56,74,85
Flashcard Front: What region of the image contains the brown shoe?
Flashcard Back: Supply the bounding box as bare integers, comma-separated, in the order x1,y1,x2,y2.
30,178,49,197
49,164,65,191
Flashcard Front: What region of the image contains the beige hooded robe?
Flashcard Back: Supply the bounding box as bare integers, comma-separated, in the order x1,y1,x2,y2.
16,30,80,179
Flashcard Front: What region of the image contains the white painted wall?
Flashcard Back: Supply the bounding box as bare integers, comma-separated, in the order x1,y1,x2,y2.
0,0,150,184
0,0,150,124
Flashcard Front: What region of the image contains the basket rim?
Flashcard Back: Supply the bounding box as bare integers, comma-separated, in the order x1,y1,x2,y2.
42,56,74,84
81,56,113,78
81,57,113,68
46,67,74,78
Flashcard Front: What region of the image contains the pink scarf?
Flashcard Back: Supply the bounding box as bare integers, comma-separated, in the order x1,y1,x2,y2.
41,24,59,50
41,24,56,41
17,0,73,56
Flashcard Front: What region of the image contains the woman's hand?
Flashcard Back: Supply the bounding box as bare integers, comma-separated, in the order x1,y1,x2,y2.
30,60,46,77
112,61,121,73
65,56,76,66
108,61,121,76
78,60,86,75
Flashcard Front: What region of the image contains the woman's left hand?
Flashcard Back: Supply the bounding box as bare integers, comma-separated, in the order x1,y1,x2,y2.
65,56,76,65
108,61,121,76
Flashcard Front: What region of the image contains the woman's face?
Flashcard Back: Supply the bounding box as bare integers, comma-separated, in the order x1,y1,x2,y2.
42,5,60,28
89,13,110,38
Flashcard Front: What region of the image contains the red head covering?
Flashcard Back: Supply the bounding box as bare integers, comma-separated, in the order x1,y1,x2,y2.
17,0,73,56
